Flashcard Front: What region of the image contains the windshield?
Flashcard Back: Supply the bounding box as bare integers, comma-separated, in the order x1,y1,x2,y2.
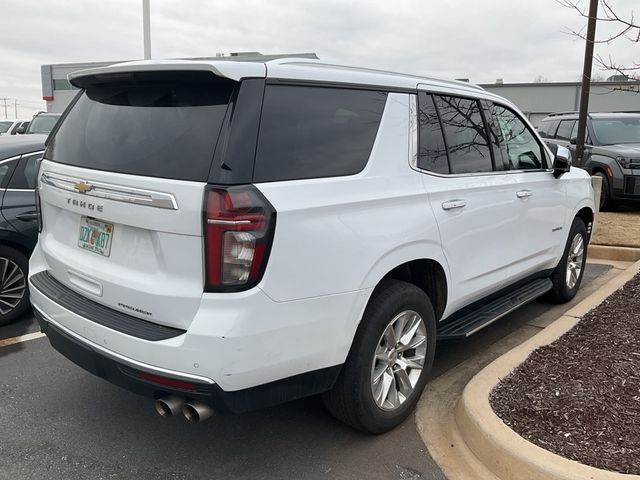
592,117,640,145
27,115,60,134
0,121,12,133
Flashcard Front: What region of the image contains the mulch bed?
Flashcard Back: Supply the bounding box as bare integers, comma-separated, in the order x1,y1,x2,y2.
490,273,640,475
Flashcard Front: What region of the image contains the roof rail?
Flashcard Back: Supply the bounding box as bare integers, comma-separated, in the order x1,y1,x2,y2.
546,111,579,117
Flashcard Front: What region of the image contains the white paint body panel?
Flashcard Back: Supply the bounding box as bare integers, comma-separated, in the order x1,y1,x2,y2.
30,59,595,392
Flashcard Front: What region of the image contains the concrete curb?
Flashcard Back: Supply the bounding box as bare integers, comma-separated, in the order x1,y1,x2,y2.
454,258,640,480
589,244,640,262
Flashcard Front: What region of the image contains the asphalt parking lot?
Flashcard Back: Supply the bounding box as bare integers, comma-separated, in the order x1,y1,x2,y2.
0,263,611,480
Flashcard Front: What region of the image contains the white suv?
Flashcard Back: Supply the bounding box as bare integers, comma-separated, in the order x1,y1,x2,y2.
29,58,595,433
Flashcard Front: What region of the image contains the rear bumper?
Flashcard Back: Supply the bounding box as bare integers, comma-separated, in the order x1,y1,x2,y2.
28,242,367,405
34,308,342,413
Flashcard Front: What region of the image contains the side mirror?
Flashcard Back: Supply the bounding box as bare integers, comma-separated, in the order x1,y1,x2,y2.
553,145,572,178
15,126,26,135
570,137,577,145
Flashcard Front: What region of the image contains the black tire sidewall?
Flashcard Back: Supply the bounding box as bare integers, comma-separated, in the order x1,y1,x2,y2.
0,245,29,326
595,172,610,210
345,281,436,433
552,219,588,302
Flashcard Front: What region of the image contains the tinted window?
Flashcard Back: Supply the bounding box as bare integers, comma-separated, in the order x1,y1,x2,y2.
0,159,18,188
0,121,12,134
254,85,387,182
9,152,43,189
26,115,60,134
591,117,640,145
434,95,492,174
417,93,449,174
47,71,235,181
555,120,575,140
540,119,559,138
491,104,544,170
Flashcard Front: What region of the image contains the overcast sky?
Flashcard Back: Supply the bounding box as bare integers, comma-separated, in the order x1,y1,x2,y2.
1,0,638,118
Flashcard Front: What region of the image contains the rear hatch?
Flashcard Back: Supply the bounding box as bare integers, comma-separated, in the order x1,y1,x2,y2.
38,70,236,330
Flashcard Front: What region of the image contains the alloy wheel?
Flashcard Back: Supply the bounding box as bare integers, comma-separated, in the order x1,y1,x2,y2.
0,257,26,315
370,310,427,411
566,233,585,289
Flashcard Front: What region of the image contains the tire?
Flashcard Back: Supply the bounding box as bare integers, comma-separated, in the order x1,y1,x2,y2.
322,279,437,434
0,245,30,326
594,172,612,211
548,218,588,304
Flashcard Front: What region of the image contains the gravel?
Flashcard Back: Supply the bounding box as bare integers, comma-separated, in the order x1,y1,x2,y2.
490,273,640,475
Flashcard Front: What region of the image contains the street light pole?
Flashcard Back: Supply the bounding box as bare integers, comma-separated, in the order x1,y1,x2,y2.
143,0,151,59
575,0,599,165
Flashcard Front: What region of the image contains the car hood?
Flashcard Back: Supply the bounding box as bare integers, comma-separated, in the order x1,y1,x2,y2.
0,134,47,160
603,143,640,157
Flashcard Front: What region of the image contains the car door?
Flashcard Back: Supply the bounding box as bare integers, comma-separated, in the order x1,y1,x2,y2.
488,102,567,280
1,151,42,247
416,91,522,313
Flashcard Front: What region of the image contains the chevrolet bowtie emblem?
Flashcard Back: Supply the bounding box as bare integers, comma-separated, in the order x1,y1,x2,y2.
74,181,94,194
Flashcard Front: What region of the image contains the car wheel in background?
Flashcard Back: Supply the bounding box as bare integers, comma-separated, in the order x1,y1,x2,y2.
0,245,30,326
322,279,436,434
594,171,612,211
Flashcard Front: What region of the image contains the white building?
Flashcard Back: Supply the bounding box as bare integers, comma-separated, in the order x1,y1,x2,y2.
480,80,640,126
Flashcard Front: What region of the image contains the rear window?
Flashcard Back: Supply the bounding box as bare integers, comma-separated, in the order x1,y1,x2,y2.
253,85,387,182
46,71,235,182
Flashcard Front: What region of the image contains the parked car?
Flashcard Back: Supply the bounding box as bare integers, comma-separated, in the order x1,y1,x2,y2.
0,134,45,325
539,112,640,209
29,59,595,433
19,112,61,135
0,119,30,136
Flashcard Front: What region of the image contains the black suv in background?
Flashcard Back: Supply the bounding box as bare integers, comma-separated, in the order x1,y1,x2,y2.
539,112,640,209
0,134,45,324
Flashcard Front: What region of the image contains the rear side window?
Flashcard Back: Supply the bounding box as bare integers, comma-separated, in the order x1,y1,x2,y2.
434,95,493,174
555,120,576,141
253,85,387,182
417,93,449,174
46,71,235,182
539,119,559,138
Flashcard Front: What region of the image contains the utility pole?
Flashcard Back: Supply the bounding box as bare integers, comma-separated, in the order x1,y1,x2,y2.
143,0,151,59
1,98,8,119
13,100,18,119
575,0,599,166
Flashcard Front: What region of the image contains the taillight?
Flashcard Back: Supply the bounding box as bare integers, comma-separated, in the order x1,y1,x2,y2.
203,185,276,292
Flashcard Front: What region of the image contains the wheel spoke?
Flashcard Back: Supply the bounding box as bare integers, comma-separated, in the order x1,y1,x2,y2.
383,325,397,346
386,375,399,408
395,369,414,397
377,370,394,406
398,354,425,371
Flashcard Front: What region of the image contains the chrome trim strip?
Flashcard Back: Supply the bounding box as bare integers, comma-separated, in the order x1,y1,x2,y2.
207,219,251,225
40,171,178,210
32,304,215,385
409,94,418,169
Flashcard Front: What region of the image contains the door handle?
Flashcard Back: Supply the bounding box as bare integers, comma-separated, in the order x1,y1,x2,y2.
15,212,39,221
442,200,467,210
516,190,533,199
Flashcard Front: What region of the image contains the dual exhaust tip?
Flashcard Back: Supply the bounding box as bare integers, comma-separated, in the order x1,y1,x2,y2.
155,395,213,423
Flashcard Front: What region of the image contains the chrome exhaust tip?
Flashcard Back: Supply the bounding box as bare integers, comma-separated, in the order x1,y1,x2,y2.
182,401,214,423
155,395,187,418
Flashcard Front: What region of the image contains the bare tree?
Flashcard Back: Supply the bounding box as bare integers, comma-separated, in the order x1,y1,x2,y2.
533,75,549,83
559,0,639,90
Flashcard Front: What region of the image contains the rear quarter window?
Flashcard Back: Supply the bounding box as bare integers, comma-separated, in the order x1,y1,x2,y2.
253,85,387,182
